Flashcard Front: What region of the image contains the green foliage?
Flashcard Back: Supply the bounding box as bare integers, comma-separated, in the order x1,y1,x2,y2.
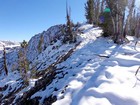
63,3,76,44
18,47,29,86
38,35,44,53
85,0,94,24
21,40,28,48
99,12,113,37
30,69,38,79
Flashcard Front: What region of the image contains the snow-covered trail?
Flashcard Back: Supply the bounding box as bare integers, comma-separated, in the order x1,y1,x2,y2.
71,41,140,105
71,40,120,105
53,36,140,105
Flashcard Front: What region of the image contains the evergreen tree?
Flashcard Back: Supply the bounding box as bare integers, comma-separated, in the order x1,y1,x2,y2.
99,8,113,37
63,1,76,43
38,35,44,53
85,0,94,24
21,40,28,48
19,40,29,85
105,0,129,43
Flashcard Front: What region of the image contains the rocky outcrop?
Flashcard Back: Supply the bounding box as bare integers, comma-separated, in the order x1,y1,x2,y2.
26,24,65,62
15,42,81,105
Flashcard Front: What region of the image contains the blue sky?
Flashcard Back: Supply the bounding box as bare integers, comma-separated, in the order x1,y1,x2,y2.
0,0,139,42
0,0,86,41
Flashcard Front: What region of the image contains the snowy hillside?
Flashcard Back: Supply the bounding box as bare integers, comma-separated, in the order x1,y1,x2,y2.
0,41,20,58
26,25,65,62
0,24,140,105
0,40,20,49
52,36,140,105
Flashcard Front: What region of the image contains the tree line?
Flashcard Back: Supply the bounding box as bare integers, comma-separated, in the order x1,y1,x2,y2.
85,0,140,43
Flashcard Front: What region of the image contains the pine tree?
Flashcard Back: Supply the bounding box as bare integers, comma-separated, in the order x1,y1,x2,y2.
21,40,28,48
85,0,94,24
99,9,113,37
105,0,129,43
38,35,44,53
19,40,29,85
63,1,76,43
66,6,73,42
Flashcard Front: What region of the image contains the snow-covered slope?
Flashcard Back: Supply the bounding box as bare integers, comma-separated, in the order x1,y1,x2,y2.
0,40,19,50
52,36,140,105
26,24,65,62
0,41,20,57
30,25,140,105
0,23,140,105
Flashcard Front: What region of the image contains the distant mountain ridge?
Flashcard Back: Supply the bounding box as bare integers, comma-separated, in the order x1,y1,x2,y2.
0,40,20,58
0,40,20,48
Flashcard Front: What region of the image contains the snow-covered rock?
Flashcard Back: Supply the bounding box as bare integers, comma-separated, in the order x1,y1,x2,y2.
26,24,65,62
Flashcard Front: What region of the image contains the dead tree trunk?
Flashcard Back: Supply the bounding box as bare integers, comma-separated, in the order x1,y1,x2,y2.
124,0,135,36
3,46,8,75
105,0,130,43
100,0,105,13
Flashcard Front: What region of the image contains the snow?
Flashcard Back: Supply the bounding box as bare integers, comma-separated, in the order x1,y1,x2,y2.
0,24,140,105
26,24,64,62
0,41,20,58
26,24,140,105
52,28,140,105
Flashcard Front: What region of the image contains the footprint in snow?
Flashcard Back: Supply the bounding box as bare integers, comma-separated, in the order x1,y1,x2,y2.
105,71,113,79
134,53,140,59
100,60,118,67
